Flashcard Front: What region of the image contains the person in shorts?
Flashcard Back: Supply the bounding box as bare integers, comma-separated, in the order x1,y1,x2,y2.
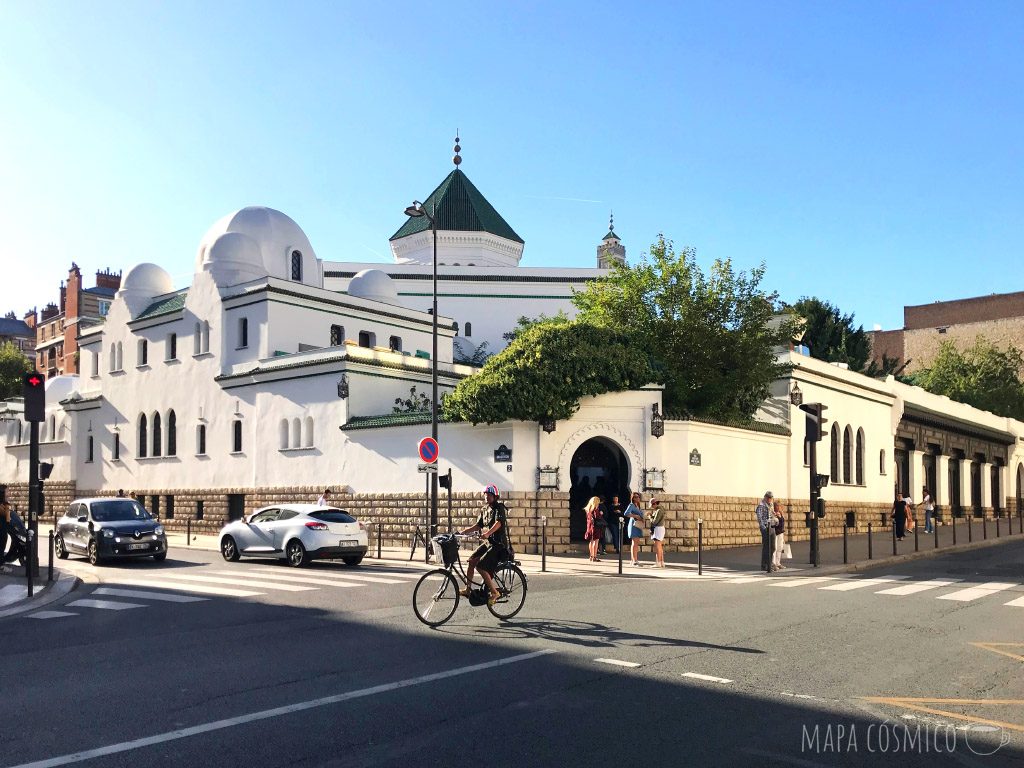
460,484,509,606
648,497,666,568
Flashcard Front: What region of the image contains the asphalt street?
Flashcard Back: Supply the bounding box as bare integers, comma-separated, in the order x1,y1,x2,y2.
2,539,1022,767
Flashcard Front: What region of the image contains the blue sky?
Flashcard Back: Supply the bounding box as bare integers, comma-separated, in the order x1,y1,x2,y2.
1,1,1020,331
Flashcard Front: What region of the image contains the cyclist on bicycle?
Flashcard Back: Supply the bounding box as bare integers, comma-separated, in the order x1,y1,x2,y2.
460,484,509,606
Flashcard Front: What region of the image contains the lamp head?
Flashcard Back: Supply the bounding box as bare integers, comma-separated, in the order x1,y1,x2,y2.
404,201,425,218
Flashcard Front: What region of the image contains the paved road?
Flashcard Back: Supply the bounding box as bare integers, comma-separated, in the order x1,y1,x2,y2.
2,540,1022,767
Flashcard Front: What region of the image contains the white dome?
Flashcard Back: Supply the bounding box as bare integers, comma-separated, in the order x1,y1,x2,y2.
348,269,399,306
202,231,268,286
45,375,80,404
196,206,319,285
120,263,174,297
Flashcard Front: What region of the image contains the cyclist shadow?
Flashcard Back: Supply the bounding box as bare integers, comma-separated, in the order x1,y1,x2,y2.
436,618,763,654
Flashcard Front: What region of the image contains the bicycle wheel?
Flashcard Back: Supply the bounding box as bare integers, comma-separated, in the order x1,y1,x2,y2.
487,563,527,621
413,569,460,627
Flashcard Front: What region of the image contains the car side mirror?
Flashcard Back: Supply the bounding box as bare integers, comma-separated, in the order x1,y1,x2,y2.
77,516,87,523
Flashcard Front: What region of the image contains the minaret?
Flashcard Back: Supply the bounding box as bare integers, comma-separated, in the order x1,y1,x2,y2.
597,212,626,268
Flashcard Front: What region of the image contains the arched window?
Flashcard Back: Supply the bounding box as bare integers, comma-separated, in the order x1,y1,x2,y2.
167,410,176,456
291,418,301,449
330,324,344,347
48,415,56,441
304,416,314,448
358,331,375,348
465,322,473,338
196,424,206,455
201,321,210,353
843,425,853,484
389,335,402,352
879,449,887,475
116,342,123,370
290,250,302,281
279,419,289,449
151,412,162,457
830,424,840,483
138,414,148,458
109,343,116,372
232,419,243,452
855,428,865,485
16,421,22,444
194,322,202,355
138,338,148,366
92,349,99,377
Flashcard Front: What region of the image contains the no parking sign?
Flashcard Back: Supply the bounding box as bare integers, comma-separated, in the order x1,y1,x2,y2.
418,436,439,464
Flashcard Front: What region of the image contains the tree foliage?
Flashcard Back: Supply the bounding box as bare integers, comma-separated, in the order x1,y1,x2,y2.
791,297,872,372
392,386,431,414
442,320,657,424
501,311,570,343
453,340,492,367
0,341,32,400
906,338,1024,419
572,236,793,419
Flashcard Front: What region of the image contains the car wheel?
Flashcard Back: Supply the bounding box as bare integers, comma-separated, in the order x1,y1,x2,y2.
286,540,308,567
152,551,167,562
87,539,102,566
221,536,240,562
55,534,69,560
342,554,364,566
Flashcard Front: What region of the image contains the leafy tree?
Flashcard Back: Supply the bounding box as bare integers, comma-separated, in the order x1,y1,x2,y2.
501,311,570,343
392,386,431,414
442,320,656,424
0,341,32,400
453,340,492,367
572,235,794,419
791,297,872,372
863,353,909,379
907,338,1024,419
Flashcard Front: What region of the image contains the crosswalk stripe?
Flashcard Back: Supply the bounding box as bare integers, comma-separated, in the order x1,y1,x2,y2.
819,575,909,592
1004,596,1024,608
208,570,362,588
103,577,264,597
93,587,208,603
28,610,78,620
68,598,146,610
236,567,404,585
723,576,773,584
769,577,842,588
0,583,47,607
146,574,316,592
937,582,1017,602
876,579,961,596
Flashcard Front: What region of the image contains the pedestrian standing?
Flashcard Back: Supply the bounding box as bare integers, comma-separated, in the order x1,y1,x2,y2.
317,488,331,507
903,492,916,534
922,487,935,533
584,496,604,562
606,495,622,554
0,485,11,575
892,491,907,540
756,491,777,572
624,492,645,566
772,501,786,570
597,496,609,556
116,489,126,498
648,497,666,568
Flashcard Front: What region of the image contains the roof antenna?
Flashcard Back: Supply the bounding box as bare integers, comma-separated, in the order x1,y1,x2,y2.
453,132,462,167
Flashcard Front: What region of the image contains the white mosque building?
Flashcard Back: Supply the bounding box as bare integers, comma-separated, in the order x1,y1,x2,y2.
2,153,1023,553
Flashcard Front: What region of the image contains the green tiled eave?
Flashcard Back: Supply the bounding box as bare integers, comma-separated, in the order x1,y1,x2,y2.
136,290,188,320
664,413,791,437
389,169,524,244
343,411,453,431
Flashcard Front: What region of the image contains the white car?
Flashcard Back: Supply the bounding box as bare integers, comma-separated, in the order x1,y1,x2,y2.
219,504,368,567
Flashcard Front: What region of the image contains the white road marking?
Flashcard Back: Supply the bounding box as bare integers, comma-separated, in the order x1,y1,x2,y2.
1004,596,1024,608
0,583,47,606
937,582,1017,602
594,658,641,668
768,576,841,588
5,649,558,768
723,576,773,584
142,574,315,592
100,578,264,598
93,587,208,603
875,579,961,596
27,610,77,620
818,575,909,591
211,569,363,587
682,672,733,683
67,599,145,611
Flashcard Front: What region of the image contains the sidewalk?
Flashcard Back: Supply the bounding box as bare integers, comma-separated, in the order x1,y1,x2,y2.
0,562,78,619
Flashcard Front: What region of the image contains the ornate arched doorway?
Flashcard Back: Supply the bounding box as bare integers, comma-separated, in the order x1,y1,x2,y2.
569,437,630,542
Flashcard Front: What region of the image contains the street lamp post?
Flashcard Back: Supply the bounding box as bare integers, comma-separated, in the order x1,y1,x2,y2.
404,200,439,537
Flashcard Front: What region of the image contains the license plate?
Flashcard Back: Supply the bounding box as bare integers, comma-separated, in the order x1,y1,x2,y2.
340,539,358,547
127,543,149,551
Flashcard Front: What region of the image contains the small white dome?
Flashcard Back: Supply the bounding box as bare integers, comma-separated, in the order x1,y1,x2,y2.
45,375,80,404
348,269,399,305
120,263,174,297
202,231,268,286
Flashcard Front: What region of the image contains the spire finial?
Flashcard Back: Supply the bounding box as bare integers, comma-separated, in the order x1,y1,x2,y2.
609,210,614,234
453,133,462,167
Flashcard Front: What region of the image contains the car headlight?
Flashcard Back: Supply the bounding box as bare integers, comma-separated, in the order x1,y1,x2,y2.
101,529,114,538
155,526,165,536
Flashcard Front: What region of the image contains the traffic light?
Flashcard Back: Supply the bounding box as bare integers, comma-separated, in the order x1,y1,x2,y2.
39,462,54,480
438,469,451,490
23,372,46,422
799,402,829,442
815,497,826,519
814,473,830,490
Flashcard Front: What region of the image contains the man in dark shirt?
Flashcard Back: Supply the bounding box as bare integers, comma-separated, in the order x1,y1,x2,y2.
461,484,509,606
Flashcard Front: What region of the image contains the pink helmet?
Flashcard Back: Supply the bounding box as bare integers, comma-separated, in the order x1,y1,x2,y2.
483,484,499,496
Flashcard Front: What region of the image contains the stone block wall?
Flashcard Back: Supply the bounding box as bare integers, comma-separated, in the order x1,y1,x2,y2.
2,481,77,523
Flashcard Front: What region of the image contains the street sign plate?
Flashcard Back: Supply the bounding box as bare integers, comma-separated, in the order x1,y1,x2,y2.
418,464,438,473
417,437,439,464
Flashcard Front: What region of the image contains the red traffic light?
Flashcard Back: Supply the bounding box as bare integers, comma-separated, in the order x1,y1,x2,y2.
25,373,44,388
23,371,46,422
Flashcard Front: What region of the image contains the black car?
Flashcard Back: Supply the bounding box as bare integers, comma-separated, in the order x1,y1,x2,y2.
55,498,168,565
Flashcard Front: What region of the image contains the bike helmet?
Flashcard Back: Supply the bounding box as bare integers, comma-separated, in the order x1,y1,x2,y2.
483,484,499,496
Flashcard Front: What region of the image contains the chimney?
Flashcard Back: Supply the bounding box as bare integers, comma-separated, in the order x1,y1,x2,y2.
64,263,82,374
41,303,59,322
59,281,66,313
95,268,122,291
23,308,37,329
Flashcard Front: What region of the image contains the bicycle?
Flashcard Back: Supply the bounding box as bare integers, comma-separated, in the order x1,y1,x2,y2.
412,533,528,626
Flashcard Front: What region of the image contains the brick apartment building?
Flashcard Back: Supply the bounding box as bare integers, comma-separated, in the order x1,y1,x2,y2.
869,290,1024,374
31,263,121,377
0,312,35,360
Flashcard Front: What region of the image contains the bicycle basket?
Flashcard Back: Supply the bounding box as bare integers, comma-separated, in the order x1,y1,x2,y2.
436,535,460,566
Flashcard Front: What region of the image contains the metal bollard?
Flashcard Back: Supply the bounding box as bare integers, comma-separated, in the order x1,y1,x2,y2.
376,522,382,559
892,518,898,556
996,514,1001,538
968,515,973,542
541,516,547,573
953,514,957,545
618,519,624,576
48,530,54,583
983,513,988,540
843,523,848,564
934,519,939,549
26,529,35,598
868,522,873,560
913,515,919,552
697,518,703,576
187,519,191,547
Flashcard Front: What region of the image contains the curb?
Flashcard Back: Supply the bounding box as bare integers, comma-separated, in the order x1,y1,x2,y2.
0,569,82,620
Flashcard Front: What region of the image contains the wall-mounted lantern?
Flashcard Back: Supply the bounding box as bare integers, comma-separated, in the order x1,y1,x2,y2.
651,403,664,438
540,416,556,434
790,381,803,406
337,374,350,400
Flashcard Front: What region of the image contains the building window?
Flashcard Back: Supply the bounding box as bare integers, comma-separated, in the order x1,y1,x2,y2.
92,350,99,377
113,432,120,461
358,331,375,348
167,333,177,361
196,424,207,456
150,495,160,518
465,322,472,338
109,343,116,372
138,414,148,458
291,418,301,449
291,250,303,281
152,412,162,457
116,342,123,371
389,335,402,352
855,429,865,485
830,424,840,484
86,435,94,463
167,410,176,456
165,495,175,519
196,500,205,520
232,419,243,452
194,322,202,355
98,301,110,317
138,338,148,366
279,419,289,450
330,324,344,347
304,416,314,448
238,318,248,349
879,449,887,475
842,425,853,485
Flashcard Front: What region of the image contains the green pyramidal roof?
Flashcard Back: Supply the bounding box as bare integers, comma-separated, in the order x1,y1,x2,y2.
389,169,523,244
